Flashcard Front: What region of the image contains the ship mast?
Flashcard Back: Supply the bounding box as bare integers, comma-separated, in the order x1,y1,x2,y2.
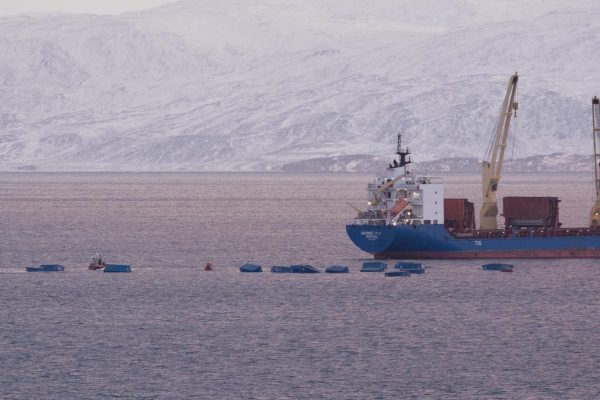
369,133,412,207
590,96,600,227
395,133,411,176
480,73,519,230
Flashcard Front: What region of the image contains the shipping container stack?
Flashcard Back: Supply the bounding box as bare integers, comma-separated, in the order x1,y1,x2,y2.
444,198,476,230
502,196,561,230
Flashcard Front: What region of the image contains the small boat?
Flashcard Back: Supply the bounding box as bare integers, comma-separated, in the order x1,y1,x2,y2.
325,265,349,273
240,263,262,272
394,261,425,274
360,261,387,272
204,262,213,271
104,264,131,273
385,270,411,277
271,264,320,273
88,253,106,270
482,263,514,272
26,264,65,272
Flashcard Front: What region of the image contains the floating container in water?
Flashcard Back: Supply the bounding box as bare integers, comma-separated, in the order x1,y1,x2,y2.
271,264,320,273
325,265,349,273
240,263,262,273
104,264,131,273
482,263,514,272
394,261,425,274
360,261,387,272
26,264,65,272
385,270,411,277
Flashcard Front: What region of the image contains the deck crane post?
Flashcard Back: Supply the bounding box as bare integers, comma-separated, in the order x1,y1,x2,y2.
480,72,519,230
590,97,600,227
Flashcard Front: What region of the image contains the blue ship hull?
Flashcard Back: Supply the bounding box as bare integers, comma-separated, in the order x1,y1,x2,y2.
346,223,600,259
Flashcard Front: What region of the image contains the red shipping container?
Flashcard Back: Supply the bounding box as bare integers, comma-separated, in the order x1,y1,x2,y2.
444,198,475,230
503,196,560,229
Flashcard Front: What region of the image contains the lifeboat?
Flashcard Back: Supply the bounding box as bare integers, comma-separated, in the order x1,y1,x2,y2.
390,198,410,216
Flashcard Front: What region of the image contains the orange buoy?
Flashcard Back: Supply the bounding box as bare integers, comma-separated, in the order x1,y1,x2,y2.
204,262,213,271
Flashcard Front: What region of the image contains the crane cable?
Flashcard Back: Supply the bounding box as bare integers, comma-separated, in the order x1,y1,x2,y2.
484,76,519,163
484,96,505,163
510,111,518,161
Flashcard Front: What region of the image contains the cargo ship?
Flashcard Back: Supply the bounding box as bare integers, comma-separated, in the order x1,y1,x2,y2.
346,74,600,259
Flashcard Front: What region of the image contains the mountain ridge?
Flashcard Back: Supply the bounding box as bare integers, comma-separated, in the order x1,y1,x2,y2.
1,0,599,171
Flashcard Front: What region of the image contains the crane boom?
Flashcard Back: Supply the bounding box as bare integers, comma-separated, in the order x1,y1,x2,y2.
590,96,600,227
480,73,519,230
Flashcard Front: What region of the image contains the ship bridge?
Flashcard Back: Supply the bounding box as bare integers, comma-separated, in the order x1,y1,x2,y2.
357,172,444,227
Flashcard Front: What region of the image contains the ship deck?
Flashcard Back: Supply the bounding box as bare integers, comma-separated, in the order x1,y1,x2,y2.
449,227,600,239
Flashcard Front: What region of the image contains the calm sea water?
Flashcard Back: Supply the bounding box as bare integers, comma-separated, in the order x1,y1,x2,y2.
1,172,599,399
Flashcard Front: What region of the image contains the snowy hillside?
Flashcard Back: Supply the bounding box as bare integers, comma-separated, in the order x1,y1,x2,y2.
1,0,600,171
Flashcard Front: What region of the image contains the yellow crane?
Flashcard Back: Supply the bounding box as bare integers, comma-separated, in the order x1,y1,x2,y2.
480,73,519,230
590,96,600,227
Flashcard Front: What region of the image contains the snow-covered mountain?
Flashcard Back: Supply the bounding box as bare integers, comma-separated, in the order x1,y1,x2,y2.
1,0,600,171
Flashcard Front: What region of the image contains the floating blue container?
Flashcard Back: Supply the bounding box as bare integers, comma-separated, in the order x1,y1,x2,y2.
385,270,411,277
104,264,131,273
482,263,514,272
360,261,387,272
240,263,262,272
326,265,349,273
395,261,425,274
291,264,320,273
271,264,320,273
394,262,422,269
26,264,65,272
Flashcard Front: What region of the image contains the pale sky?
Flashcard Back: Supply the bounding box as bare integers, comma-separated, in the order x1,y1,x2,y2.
0,0,175,16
